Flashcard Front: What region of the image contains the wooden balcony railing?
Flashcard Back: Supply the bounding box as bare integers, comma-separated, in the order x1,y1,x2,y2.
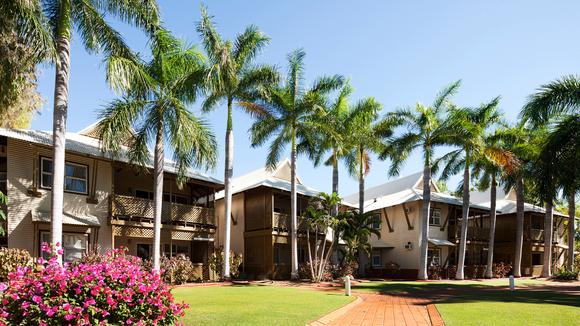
111,194,215,227
448,225,490,241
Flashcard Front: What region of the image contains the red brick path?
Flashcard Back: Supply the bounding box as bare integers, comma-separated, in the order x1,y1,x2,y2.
312,293,444,326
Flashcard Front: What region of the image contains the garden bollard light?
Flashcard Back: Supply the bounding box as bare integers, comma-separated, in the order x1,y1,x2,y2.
509,275,515,291
344,276,351,296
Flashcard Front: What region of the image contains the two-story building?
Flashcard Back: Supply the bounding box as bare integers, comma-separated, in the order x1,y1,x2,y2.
471,188,571,276
344,172,491,279
215,160,332,279
0,123,222,278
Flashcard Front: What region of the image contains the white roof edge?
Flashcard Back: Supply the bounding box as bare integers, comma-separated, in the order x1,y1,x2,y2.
0,128,223,186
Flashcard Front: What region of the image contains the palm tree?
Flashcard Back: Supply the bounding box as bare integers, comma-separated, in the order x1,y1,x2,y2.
338,211,381,271
306,82,354,214
471,129,519,279
522,75,580,272
383,81,461,280
98,29,218,271
43,0,159,264
438,97,510,280
347,98,389,214
196,7,278,278
248,49,343,279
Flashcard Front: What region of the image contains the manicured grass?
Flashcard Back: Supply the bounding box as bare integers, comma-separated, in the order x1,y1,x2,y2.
172,285,355,325
353,279,580,325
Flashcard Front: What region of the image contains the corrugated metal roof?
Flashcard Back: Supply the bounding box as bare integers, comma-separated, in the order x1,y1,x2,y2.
471,189,568,217
0,128,223,186
215,160,321,199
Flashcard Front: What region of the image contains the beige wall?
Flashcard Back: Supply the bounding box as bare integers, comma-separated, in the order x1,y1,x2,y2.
368,200,454,270
7,139,112,256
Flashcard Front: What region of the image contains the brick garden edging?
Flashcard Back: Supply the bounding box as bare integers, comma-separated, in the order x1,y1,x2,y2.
427,304,445,326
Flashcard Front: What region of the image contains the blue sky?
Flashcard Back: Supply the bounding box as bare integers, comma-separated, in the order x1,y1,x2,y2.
31,1,580,196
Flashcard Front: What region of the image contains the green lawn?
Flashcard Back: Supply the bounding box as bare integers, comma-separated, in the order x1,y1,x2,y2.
353,279,580,326
172,285,355,325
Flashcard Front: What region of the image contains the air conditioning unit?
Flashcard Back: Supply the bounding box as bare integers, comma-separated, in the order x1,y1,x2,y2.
404,242,413,250
405,207,413,214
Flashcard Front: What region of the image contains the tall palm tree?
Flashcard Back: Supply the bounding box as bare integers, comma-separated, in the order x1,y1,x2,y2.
306,82,354,214
347,98,389,214
438,97,510,279
196,7,278,278
471,129,519,278
383,81,461,280
522,75,580,272
98,29,218,271
247,49,343,279
42,0,159,264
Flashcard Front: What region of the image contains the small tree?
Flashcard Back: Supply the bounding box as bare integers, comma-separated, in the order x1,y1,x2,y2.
338,211,381,275
301,192,343,282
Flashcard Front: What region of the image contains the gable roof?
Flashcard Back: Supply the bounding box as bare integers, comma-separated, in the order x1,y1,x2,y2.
345,171,489,212
215,159,320,200
471,188,567,217
0,128,223,186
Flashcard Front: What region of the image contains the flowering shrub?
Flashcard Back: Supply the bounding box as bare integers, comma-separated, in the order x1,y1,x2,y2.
0,244,187,325
159,255,200,285
0,247,34,282
208,246,243,280
298,260,333,281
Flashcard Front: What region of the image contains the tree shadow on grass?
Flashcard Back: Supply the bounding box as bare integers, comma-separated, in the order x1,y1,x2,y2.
352,282,580,308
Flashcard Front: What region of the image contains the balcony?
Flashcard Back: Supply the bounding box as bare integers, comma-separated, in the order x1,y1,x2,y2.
449,225,490,242
272,212,307,233
111,194,215,228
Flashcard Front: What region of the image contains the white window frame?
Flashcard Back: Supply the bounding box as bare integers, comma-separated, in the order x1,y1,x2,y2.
40,231,89,263
372,251,382,267
430,208,442,226
40,157,89,195
163,243,190,258
372,213,382,230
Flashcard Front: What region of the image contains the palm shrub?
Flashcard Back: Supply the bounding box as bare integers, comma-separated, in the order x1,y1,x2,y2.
197,7,278,279
208,247,243,280
98,29,218,271
301,192,345,282
247,49,343,279
337,211,381,275
383,81,461,280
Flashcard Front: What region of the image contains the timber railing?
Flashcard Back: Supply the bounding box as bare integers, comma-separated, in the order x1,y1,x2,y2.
110,194,215,227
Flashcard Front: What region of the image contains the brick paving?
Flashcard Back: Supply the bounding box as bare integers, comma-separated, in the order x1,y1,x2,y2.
316,293,438,326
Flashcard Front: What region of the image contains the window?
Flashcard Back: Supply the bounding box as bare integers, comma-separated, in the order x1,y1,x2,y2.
427,248,441,266
532,252,543,265
163,244,190,258
137,244,152,260
371,214,381,230
430,208,442,226
40,157,88,194
372,250,381,267
135,190,154,200
135,190,189,205
40,232,88,263
274,244,282,264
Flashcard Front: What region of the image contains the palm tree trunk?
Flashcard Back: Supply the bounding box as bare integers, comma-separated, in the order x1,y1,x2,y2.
306,224,315,280
51,15,72,265
290,129,299,279
358,147,365,214
567,191,576,272
223,99,233,279
152,124,164,271
332,151,339,215
513,175,524,277
455,155,471,280
484,174,497,278
418,163,431,280
541,199,553,278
